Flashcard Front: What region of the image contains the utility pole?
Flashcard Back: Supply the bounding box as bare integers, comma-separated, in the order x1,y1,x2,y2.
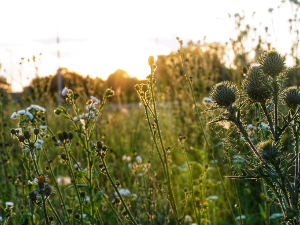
57,24,62,105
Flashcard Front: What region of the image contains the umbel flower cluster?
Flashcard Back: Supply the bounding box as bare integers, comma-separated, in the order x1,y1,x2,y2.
206,49,300,223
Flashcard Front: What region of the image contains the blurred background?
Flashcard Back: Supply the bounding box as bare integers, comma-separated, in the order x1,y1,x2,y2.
0,0,298,94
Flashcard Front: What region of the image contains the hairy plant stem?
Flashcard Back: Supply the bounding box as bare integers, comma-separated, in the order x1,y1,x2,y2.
148,67,180,223
260,102,275,139
178,45,237,224
293,121,299,222
100,157,138,225
273,79,278,140
47,199,63,225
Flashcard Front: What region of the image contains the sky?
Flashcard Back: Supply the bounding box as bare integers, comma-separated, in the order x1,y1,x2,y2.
0,0,298,92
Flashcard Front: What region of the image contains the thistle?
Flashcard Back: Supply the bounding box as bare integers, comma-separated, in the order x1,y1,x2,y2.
282,86,300,110
242,66,272,103
258,49,286,78
257,141,278,162
210,81,239,107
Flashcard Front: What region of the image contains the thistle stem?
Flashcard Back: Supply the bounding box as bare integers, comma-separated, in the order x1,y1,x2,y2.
260,103,275,139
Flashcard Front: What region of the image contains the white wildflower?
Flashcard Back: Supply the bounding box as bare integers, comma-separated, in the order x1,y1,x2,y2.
36,144,42,150
18,110,26,115
26,111,34,120
122,155,131,162
260,122,270,129
132,194,137,198
206,196,219,200
0,216,2,221
128,163,132,168
138,173,143,177
90,96,101,103
86,103,95,110
10,112,17,119
82,214,87,218
73,117,79,122
62,87,68,96
5,202,14,206
210,160,218,164
247,124,255,129
270,213,284,219
202,97,214,103
136,156,142,163
74,162,81,168
40,125,47,130
235,215,246,220
37,139,44,144
117,189,131,196
184,215,192,222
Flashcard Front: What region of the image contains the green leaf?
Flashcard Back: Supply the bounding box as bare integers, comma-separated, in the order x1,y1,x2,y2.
93,189,105,212
60,114,71,119
259,204,266,220
78,138,85,147
74,171,88,178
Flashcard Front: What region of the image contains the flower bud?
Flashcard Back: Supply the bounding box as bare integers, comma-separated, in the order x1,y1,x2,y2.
258,49,286,77
10,129,16,135
242,66,272,103
97,141,103,150
54,109,62,115
282,86,300,110
62,131,68,140
257,141,278,162
210,81,239,107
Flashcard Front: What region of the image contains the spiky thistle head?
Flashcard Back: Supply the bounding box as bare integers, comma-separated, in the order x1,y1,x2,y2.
257,140,278,162
242,66,272,103
258,49,286,78
210,81,239,107
281,86,300,110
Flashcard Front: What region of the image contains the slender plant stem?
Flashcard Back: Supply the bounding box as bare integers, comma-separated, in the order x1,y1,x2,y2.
101,157,138,225
260,102,275,139
148,66,179,223
42,148,70,225
47,199,63,225
180,142,200,225
178,44,237,223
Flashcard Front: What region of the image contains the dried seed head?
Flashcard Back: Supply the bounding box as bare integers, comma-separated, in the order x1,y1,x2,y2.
282,86,300,110
257,141,278,161
258,49,286,77
210,81,239,107
45,185,52,197
242,66,272,103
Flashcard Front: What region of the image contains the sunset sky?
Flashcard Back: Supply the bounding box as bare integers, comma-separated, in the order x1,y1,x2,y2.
0,0,296,92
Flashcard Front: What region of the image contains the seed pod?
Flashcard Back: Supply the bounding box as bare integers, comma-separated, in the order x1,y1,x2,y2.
282,86,300,110
45,185,52,197
24,130,31,139
258,49,286,77
242,66,272,103
62,131,68,140
34,128,39,135
10,129,16,135
97,141,103,150
58,132,64,142
210,81,239,107
18,135,25,143
68,132,73,140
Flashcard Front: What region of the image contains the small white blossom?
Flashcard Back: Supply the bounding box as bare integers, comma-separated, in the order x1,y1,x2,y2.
74,162,81,168
247,124,255,129
37,139,44,144
90,96,101,103
86,103,95,110
128,163,132,168
73,117,79,122
40,125,47,130
26,111,34,120
270,213,284,219
122,155,131,162
82,214,87,218
202,97,214,103
18,110,26,115
116,189,131,196
10,112,17,119
235,215,246,220
0,216,2,221
132,194,137,198
5,202,14,206
62,87,68,96
184,215,192,222
136,156,142,163
206,196,219,200
36,144,42,150
260,122,270,129
27,105,45,112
